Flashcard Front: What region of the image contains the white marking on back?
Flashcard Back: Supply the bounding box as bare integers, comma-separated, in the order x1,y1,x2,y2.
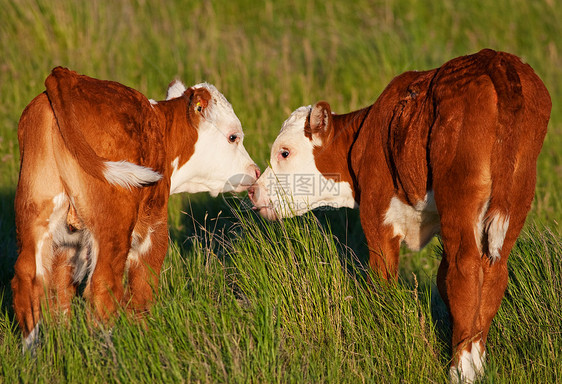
383,192,440,250
103,160,162,189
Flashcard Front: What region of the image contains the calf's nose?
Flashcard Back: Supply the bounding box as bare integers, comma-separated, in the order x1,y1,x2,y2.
253,165,261,180
247,184,257,203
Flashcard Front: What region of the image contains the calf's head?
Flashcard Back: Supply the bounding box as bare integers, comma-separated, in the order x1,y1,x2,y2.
249,103,356,220
166,81,259,197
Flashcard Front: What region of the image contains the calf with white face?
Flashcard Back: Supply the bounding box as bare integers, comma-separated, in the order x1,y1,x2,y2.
250,50,551,383
249,105,357,220
166,81,259,196
12,67,259,350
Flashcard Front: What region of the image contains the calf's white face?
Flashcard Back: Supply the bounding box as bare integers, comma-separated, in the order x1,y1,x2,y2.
250,106,356,220
168,82,259,197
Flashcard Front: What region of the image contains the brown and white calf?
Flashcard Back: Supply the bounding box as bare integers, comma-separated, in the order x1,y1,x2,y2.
249,50,551,383
12,67,259,349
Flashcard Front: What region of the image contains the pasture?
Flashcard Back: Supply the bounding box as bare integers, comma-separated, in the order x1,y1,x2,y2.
1,0,561,382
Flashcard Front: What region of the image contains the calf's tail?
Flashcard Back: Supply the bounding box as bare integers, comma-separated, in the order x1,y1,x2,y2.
44,67,162,190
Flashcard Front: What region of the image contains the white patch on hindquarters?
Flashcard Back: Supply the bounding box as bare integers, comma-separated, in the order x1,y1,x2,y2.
383,192,441,250
450,342,486,384
474,199,510,263
126,228,153,267
485,213,509,262
47,193,99,284
70,232,99,284
35,193,69,278
34,233,49,278
53,192,66,209
474,199,490,255
25,193,102,351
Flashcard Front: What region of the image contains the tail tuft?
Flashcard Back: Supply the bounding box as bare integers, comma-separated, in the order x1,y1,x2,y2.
484,212,510,263
103,161,163,190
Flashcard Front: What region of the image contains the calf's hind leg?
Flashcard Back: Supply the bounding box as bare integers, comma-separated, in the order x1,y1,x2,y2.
48,247,78,317
12,224,55,349
478,163,538,345
124,221,169,316
437,216,486,382
435,186,490,382
82,221,134,323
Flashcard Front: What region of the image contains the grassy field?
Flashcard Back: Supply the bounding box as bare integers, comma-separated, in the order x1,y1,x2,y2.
1,0,561,382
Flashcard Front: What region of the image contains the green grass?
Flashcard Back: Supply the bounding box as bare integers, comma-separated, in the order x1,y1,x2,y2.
1,0,561,382
1,213,560,382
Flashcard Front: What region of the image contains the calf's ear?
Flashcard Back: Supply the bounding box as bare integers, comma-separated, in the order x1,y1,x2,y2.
186,87,212,124
305,101,333,146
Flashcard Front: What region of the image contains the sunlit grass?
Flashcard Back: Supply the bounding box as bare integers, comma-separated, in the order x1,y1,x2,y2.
1,207,560,382
0,0,561,382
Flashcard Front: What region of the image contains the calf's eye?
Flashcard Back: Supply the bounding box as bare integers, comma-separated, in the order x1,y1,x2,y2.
281,149,290,158
228,134,238,143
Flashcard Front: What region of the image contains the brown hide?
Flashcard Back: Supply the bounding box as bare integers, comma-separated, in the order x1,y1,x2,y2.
310,49,551,375
12,68,208,343
45,67,163,180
